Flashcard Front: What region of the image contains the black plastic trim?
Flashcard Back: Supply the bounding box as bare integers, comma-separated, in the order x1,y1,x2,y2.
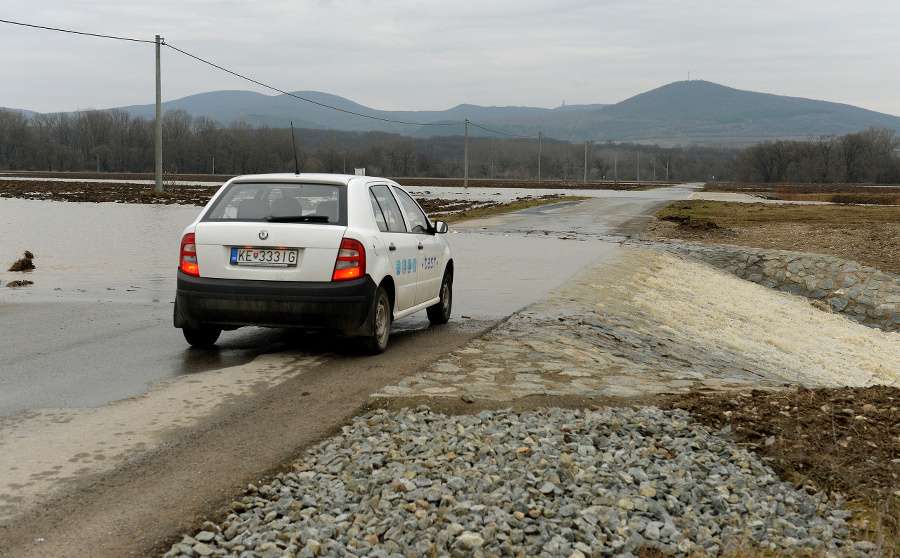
174,271,376,333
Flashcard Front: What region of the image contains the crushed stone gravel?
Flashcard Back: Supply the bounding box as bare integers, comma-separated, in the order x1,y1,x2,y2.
163,406,868,558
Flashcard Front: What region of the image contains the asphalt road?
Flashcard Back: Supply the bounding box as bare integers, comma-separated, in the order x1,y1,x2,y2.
0,184,697,557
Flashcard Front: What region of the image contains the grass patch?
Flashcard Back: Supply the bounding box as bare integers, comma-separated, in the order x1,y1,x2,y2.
704,182,900,205
655,199,900,227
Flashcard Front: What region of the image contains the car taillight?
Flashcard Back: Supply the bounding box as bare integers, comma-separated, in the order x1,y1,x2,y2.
332,238,365,281
180,233,199,276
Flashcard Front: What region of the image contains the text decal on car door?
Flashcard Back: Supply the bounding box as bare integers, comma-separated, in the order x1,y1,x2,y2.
396,258,417,275
421,256,438,271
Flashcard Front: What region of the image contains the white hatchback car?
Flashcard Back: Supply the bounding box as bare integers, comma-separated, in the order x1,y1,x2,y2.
174,173,453,353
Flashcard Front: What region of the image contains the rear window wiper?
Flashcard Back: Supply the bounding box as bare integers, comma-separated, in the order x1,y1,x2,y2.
265,215,330,223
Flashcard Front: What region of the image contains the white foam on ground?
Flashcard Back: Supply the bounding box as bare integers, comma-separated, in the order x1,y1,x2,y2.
688,191,830,204
622,250,900,387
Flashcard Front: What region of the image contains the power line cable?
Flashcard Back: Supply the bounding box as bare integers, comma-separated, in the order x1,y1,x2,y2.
0,18,550,140
468,121,536,139
164,41,461,128
0,18,154,43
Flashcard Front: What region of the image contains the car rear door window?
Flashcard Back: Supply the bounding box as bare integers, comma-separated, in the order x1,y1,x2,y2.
370,185,406,233
392,186,431,233
369,190,389,232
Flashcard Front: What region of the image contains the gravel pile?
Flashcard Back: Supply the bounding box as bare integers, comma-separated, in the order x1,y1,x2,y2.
163,406,869,558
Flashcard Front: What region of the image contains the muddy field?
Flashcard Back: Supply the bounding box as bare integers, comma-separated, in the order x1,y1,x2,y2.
645,199,900,275
0,172,658,207
0,174,588,221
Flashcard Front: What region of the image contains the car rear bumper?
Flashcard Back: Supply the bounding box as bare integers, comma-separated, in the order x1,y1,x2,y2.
174,271,376,333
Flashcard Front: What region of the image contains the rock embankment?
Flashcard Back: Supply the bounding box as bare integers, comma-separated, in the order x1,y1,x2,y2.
665,243,900,332
163,406,865,558
376,246,900,405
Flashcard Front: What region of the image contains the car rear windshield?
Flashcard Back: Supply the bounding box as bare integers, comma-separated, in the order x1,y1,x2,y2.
202,182,346,225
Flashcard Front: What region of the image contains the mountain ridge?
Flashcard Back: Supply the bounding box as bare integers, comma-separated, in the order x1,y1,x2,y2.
8,81,900,146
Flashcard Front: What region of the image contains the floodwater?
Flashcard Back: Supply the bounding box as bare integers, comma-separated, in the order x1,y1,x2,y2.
0,184,697,416
0,198,199,302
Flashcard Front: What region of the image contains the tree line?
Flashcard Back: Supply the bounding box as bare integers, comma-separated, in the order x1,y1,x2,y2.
0,107,734,181
730,127,900,184
1,107,896,183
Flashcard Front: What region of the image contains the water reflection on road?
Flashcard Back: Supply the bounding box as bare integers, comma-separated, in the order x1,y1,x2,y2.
0,184,698,416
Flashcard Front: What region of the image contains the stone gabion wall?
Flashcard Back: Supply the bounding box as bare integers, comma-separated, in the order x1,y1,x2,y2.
665,243,900,332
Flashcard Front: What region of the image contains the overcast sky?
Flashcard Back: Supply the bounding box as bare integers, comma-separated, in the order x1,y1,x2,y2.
3,0,900,117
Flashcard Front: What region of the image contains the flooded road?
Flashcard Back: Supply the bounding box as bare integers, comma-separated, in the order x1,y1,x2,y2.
0,184,697,417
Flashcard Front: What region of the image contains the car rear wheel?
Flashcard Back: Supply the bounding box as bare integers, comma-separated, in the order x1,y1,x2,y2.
359,286,391,354
182,326,221,348
427,270,452,325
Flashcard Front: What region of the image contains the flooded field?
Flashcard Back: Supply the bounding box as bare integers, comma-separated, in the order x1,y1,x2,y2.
0,198,199,302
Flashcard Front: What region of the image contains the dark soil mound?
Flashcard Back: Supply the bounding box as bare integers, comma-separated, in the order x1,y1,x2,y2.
8,251,35,272
662,386,900,520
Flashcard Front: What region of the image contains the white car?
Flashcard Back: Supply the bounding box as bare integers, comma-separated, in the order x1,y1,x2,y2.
174,173,453,353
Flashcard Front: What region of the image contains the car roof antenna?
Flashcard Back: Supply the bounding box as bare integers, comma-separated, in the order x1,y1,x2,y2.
290,121,300,175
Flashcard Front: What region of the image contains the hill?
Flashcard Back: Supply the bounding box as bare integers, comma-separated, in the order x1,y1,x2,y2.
548,81,900,146
12,81,900,146
118,90,607,138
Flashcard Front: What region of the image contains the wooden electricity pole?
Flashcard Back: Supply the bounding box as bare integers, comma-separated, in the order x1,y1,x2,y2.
464,119,468,188
155,35,163,193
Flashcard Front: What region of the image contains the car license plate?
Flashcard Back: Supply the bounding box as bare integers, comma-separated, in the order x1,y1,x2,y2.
230,247,298,267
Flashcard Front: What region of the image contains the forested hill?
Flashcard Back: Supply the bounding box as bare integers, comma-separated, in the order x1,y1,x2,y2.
114,81,900,145
547,80,900,146
115,91,607,138
8,80,900,146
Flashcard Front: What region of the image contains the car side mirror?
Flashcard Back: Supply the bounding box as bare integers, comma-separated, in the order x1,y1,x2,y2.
433,220,449,234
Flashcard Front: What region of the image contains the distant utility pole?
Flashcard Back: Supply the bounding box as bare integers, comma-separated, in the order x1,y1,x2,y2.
614,150,618,184
636,152,640,182
155,35,163,193
537,132,542,185
584,141,588,184
464,119,469,188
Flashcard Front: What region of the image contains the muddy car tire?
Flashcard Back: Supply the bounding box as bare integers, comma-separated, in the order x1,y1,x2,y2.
360,287,391,354
182,326,221,348
427,270,452,325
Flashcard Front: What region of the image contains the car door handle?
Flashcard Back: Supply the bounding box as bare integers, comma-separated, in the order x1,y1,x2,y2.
417,244,424,250
388,244,396,252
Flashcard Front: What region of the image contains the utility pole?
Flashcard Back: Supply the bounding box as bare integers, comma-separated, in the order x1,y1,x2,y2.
636,152,640,182
614,150,618,184
537,132,542,185
464,119,468,188
583,141,588,184
491,138,496,179
155,35,163,193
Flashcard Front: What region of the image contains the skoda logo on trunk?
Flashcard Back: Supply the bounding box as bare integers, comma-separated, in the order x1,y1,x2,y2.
259,230,269,240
